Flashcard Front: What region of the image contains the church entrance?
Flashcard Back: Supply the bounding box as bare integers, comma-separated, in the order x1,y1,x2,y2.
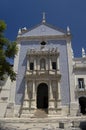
37,83,48,109
79,97,86,115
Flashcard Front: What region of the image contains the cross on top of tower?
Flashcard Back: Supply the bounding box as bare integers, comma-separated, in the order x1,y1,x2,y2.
42,12,46,23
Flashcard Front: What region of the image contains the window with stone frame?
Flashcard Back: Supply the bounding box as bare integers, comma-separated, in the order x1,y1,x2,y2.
52,62,57,70
78,78,85,89
30,62,34,70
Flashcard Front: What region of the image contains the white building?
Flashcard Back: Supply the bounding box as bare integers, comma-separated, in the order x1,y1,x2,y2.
0,15,86,118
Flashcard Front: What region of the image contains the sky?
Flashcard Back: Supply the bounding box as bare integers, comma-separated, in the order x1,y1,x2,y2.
0,0,86,57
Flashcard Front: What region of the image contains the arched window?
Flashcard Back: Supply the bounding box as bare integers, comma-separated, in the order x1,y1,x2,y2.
40,58,46,70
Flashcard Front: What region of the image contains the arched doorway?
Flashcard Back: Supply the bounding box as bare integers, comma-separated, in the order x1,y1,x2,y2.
37,83,48,109
79,97,86,115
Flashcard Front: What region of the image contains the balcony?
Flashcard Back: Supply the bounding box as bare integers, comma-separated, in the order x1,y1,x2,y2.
75,85,86,91
27,47,59,56
75,85,86,97
26,69,61,77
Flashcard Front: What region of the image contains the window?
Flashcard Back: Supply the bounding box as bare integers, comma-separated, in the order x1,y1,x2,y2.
40,59,46,70
52,62,56,70
78,78,84,89
30,63,34,70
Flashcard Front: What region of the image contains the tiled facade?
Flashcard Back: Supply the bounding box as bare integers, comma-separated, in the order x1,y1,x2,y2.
0,20,86,118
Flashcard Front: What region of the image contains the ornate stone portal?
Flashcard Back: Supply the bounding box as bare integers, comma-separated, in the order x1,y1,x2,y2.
21,45,61,117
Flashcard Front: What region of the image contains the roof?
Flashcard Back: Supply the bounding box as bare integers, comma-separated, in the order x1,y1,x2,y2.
18,22,67,38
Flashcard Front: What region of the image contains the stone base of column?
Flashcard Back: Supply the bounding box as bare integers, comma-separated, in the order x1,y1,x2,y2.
48,99,56,114
48,108,57,115
61,105,69,116
70,102,79,116
30,99,36,114
48,107,62,115
49,99,55,108
56,107,62,115
20,108,31,118
20,99,30,117
22,99,29,108
57,99,61,108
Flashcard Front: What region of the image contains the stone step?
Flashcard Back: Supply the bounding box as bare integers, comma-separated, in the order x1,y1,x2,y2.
34,109,48,118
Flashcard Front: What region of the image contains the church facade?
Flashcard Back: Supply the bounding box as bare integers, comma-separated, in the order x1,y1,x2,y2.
0,16,86,118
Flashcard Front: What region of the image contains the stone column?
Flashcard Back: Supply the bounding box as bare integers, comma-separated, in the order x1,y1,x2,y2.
57,82,61,108
49,58,52,70
34,58,36,70
23,84,29,108
36,55,39,70
37,56,40,70
49,81,53,100
21,80,30,117
27,58,30,70
57,57,59,70
46,58,48,70
66,39,79,115
34,58,36,75
32,80,36,99
49,81,55,110
31,80,36,111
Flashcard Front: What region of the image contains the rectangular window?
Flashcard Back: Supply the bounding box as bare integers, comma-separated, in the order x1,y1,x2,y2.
52,62,56,70
78,78,84,89
30,63,34,70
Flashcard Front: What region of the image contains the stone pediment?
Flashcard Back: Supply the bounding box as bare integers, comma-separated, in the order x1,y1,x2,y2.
18,23,66,37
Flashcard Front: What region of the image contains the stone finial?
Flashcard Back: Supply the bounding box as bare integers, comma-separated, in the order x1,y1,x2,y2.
22,27,27,31
82,48,86,58
21,27,27,34
42,12,46,23
67,26,71,35
18,28,21,35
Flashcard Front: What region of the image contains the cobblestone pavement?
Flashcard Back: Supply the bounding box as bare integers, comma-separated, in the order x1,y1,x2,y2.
0,116,86,130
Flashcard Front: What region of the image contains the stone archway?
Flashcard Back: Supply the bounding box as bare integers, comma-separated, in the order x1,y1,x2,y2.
79,97,86,115
37,83,48,109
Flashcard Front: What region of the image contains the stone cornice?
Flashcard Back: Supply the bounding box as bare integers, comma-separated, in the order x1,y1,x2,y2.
16,34,71,42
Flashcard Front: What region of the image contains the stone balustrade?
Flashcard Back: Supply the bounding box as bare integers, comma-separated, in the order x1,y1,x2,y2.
27,47,59,56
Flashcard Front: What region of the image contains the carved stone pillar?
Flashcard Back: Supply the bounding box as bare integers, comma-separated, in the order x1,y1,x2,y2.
46,58,48,70
49,81,53,100
31,80,36,111
21,80,30,117
49,58,52,70
38,58,40,70
57,81,61,113
34,59,36,70
57,57,59,70
32,80,36,99
27,57,30,70
49,81,55,110
23,81,29,108
37,57,40,70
